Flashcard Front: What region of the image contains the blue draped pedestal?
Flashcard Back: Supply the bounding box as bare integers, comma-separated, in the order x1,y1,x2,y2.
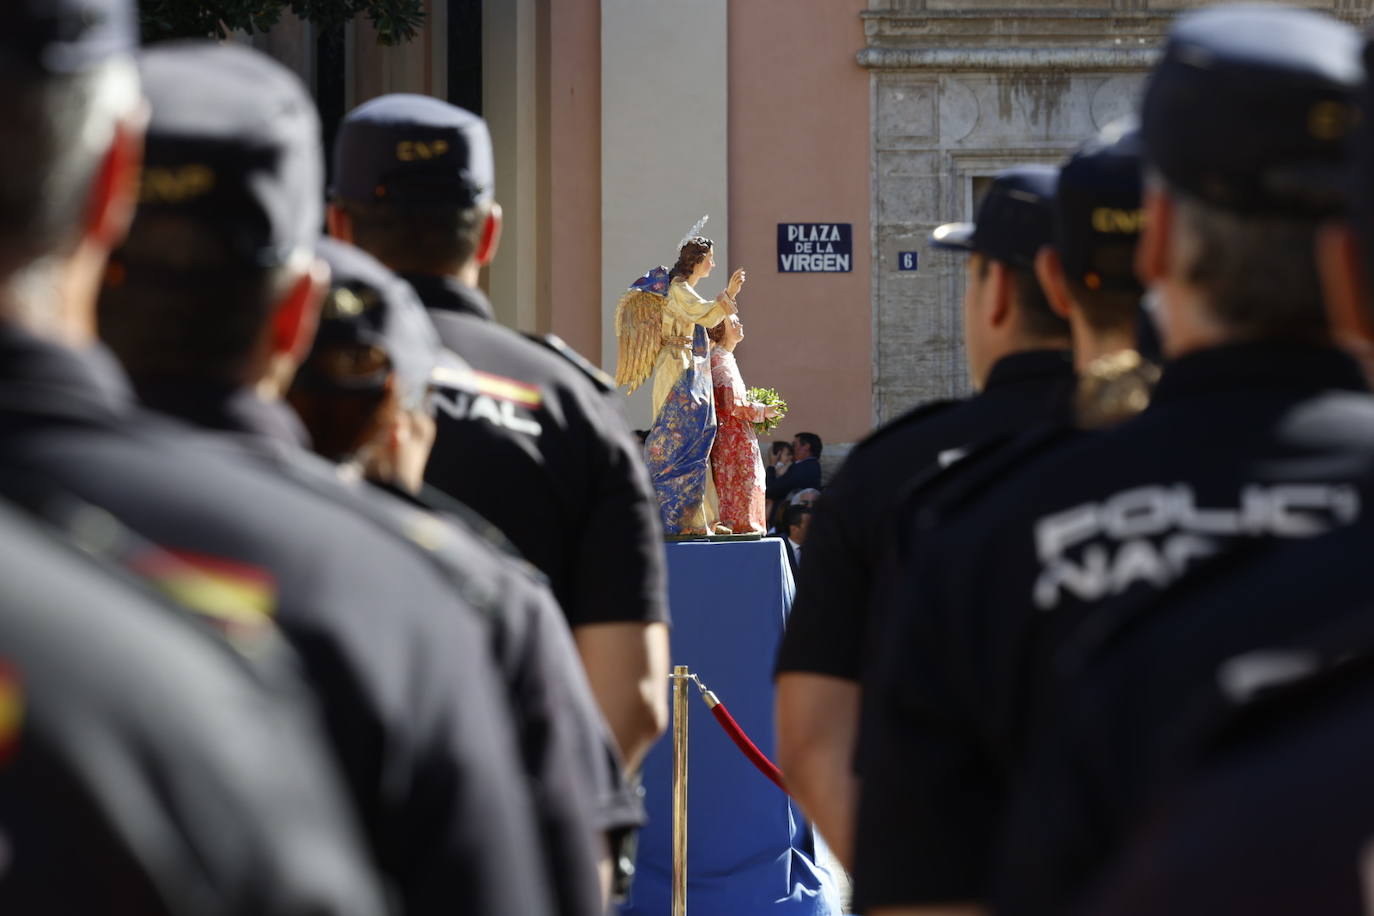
620,539,841,916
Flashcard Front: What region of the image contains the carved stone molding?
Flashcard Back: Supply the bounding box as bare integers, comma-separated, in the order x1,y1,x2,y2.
860,1,1371,420
858,47,1159,70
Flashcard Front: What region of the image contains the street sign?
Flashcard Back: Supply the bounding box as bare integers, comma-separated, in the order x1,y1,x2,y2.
777,223,852,273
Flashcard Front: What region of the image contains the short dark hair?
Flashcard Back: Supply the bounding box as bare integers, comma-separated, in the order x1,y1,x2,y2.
337,197,488,275
795,432,822,458
1172,189,1328,342
1065,280,1141,336
770,441,792,459
783,504,812,535
0,62,137,284
98,215,288,380
287,348,392,463
976,254,1071,341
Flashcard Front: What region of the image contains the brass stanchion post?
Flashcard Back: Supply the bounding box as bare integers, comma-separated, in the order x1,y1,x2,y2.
672,665,690,916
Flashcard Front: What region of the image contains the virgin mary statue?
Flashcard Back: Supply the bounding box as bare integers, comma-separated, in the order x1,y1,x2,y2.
615,223,745,536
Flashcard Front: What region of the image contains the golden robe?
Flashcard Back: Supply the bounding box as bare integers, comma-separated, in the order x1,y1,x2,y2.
650,279,733,416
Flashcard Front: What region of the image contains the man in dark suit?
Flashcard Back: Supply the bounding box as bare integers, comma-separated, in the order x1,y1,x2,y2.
768,432,823,504
778,504,812,579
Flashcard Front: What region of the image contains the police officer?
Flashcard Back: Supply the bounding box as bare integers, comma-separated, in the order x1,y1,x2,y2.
1004,510,1374,914
0,495,386,915
1086,643,1374,915
287,237,640,915
288,236,460,492
328,96,669,774
0,31,553,916
853,8,1374,915
774,165,1074,867
1029,27,1374,915
1035,123,1157,428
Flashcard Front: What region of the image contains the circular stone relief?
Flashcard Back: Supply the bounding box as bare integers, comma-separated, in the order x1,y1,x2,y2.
1091,74,1145,131
939,78,979,143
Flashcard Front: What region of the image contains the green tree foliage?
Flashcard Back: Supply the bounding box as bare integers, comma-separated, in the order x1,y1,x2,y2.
140,1,426,45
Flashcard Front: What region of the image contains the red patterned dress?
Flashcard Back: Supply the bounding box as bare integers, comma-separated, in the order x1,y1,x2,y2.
709,348,768,533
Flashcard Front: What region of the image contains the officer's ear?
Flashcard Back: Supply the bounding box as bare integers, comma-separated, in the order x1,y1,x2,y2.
326,204,354,245
271,256,329,364
475,202,502,268
986,258,1014,328
1034,246,1074,321
86,102,149,252
1318,221,1374,360
1135,186,1172,288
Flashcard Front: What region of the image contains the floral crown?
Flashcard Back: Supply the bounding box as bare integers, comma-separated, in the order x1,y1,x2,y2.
678,214,709,251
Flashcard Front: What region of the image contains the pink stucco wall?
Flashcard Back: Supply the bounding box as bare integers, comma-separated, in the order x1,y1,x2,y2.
547,0,604,361
728,0,873,448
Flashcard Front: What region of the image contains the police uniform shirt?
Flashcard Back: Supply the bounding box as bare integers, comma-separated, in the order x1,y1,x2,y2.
135,377,312,447
0,326,556,916
1088,642,1374,916
407,275,666,629
775,349,1075,683
995,500,1374,914
854,341,1374,910
0,499,386,916
376,482,646,916
136,375,614,916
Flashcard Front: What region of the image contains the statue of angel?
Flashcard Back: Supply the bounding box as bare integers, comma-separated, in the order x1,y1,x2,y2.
615,220,746,536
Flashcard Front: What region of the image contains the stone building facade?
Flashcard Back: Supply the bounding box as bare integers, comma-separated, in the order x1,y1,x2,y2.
860,0,1368,423
247,0,1370,450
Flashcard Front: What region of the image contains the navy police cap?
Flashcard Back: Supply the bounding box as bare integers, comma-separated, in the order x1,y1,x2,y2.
1056,121,1144,294
333,94,494,209
302,238,458,411
130,42,323,270
1141,4,1361,217
1,0,136,76
930,165,1058,270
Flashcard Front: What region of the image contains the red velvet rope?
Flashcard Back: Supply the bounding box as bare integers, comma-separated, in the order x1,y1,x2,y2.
708,701,789,795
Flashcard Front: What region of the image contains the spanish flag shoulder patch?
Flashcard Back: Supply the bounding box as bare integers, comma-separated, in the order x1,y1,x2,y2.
471,371,543,409
130,548,277,632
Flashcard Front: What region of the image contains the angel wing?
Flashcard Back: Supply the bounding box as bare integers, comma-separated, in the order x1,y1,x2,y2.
614,287,665,395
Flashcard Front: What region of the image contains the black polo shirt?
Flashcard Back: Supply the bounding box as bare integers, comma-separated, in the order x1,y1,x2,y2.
0,498,385,916
406,274,668,629
133,377,311,446
0,327,555,916
1088,636,1374,916
776,349,1075,682
998,487,1374,914
135,377,618,916
855,341,1374,911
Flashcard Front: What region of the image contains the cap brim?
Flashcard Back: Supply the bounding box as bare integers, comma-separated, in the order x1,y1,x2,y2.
929,222,976,252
